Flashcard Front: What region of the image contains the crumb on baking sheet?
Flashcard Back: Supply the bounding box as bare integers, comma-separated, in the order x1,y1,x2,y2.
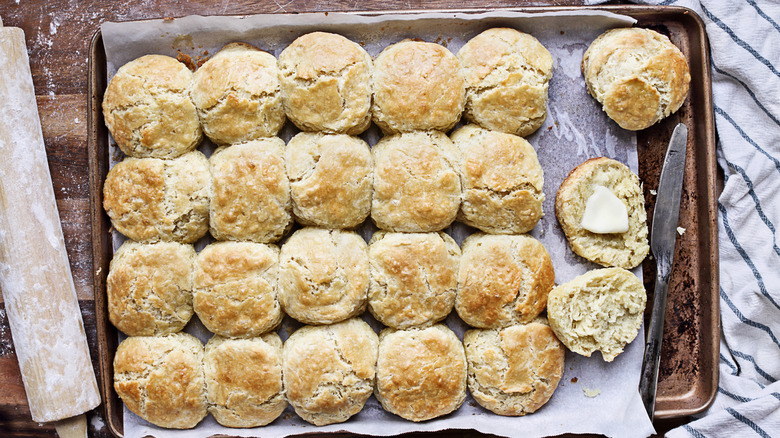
583,387,601,398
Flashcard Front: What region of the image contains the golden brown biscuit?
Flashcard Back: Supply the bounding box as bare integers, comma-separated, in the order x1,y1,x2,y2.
368,231,460,329
102,151,211,243
107,241,195,336
191,43,285,144
452,124,544,234
547,267,646,362
582,27,691,130
278,228,369,325
456,233,555,328
371,131,461,232
375,324,467,422
555,157,649,269
464,319,565,416
278,32,372,134
209,138,292,243
458,28,553,137
113,333,207,429
283,318,378,426
372,40,465,133
204,334,286,428
193,242,282,338
285,132,372,229
102,54,202,158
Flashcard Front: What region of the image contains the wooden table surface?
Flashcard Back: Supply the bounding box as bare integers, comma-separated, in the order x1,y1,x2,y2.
0,1,694,437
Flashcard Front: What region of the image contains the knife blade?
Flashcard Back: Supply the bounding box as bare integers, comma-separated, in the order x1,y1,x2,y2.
639,123,689,419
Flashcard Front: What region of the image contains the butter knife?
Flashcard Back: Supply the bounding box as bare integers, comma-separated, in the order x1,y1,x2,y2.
639,123,689,419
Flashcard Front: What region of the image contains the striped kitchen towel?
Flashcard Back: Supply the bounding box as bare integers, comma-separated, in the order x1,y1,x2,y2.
585,0,780,436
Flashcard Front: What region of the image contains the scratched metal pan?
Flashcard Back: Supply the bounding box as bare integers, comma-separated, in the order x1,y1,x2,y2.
88,5,718,437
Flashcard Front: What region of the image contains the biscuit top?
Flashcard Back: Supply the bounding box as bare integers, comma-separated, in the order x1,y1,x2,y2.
102,54,202,158
102,151,211,243
192,43,284,143
278,32,372,134
582,27,690,130
371,131,462,232
457,28,553,136
375,325,467,422
456,233,555,328
372,40,465,133
113,333,206,429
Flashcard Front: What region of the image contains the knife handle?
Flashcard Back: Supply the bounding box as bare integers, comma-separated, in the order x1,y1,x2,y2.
639,256,672,419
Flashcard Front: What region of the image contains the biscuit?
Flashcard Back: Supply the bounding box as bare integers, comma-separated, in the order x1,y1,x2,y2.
547,267,646,362
204,334,286,428
555,157,649,269
283,318,378,426
113,333,207,429
103,151,211,243
107,241,195,336
102,54,202,159
456,233,555,328
452,124,544,234
375,324,467,422
285,132,372,229
193,242,282,338
371,131,461,232
458,28,553,137
464,319,565,416
372,40,465,133
278,32,372,134
191,42,285,144
582,27,691,131
368,231,460,329
278,228,369,325
209,138,292,243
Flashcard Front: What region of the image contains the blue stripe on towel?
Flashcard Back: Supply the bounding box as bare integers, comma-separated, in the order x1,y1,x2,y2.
719,387,753,403
723,160,780,258
712,63,780,128
771,393,780,402
721,352,740,375
747,0,780,34
731,349,778,382
718,202,780,310
720,287,780,348
701,4,780,78
715,106,780,173
683,424,708,438
727,407,772,438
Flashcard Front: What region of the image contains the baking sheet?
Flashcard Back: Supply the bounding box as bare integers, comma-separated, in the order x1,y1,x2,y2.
99,10,658,438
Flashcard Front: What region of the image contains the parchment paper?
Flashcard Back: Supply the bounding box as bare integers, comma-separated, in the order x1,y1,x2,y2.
101,10,656,438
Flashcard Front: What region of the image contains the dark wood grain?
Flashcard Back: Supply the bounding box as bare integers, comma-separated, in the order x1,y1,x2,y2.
1,1,714,437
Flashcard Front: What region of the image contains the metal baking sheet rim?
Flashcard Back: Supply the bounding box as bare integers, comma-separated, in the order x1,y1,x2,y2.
87,6,719,436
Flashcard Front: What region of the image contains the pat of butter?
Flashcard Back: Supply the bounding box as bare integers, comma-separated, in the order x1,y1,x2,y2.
581,185,629,233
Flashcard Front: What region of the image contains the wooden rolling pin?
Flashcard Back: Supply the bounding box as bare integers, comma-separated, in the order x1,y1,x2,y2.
0,16,100,437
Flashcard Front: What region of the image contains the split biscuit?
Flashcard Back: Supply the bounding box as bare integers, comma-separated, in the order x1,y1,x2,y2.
113,333,207,429
456,233,555,329
368,231,460,329
204,334,286,428
193,241,282,338
102,54,202,159
547,267,647,362
582,27,691,131
102,151,211,243
191,42,285,144
285,132,372,229
555,157,649,269
458,28,553,137
278,32,372,134
371,131,461,232
209,138,292,243
283,318,378,426
452,124,544,234
278,228,369,325
372,40,465,133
